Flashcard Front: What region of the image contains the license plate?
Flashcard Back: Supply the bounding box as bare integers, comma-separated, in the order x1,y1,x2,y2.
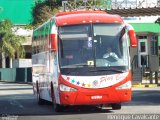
91,95,102,100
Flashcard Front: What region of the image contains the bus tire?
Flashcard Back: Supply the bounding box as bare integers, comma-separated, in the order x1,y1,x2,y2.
51,83,55,105
36,81,45,105
111,103,121,110
54,104,64,112
50,83,63,112
37,93,45,105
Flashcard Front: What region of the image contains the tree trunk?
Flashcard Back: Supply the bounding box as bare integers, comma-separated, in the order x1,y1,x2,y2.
1,52,6,68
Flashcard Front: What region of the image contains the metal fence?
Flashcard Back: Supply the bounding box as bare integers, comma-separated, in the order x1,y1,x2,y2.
61,0,160,11
111,0,160,9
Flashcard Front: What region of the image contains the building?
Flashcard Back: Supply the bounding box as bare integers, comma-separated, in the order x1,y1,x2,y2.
124,16,160,84
0,0,36,68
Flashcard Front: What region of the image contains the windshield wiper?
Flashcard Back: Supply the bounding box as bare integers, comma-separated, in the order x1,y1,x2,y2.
61,63,88,68
89,68,125,73
73,64,88,67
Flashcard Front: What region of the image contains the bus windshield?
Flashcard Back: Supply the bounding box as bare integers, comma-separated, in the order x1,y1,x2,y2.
58,23,129,75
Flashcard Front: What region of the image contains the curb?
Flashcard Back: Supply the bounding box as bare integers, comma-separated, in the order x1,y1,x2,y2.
0,81,32,85
132,84,158,88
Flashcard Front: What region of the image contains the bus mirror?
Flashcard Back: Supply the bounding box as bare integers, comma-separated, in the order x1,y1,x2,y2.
126,24,137,48
50,34,57,52
128,30,137,48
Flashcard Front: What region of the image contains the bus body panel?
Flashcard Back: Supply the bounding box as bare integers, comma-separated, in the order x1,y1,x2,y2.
32,21,60,103
59,89,131,105
55,10,106,17
58,71,132,105
50,52,60,104
32,51,52,102
60,72,130,89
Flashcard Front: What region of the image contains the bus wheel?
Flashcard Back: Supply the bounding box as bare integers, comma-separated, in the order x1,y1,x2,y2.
111,103,121,110
36,82,45,105
50,83,63,112
37,92,45,105
54,104,64,112
51,83,56,105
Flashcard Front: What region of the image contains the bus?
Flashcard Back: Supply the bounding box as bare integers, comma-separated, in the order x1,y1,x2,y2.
32,10,137,112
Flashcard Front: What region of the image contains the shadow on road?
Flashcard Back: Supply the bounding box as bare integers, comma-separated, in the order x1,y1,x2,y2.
0,82,115,116
0,93,114,116
123,90,160,106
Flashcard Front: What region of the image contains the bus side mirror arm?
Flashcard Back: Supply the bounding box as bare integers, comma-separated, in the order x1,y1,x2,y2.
126,23,137,48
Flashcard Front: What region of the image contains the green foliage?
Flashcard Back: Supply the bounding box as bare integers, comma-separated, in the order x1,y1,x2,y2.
0,20,25,59
31,0,108,27
0,20,12,33
32,0,61,27
23,24,33,30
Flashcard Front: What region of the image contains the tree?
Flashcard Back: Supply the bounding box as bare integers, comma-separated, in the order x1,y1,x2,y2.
32,0,61,27
0,20,25,68
31,0,104,27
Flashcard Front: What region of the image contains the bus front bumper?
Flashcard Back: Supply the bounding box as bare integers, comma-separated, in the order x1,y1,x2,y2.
59,88,131,105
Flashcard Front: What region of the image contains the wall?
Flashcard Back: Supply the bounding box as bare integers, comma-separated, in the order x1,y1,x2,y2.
0,68,32,82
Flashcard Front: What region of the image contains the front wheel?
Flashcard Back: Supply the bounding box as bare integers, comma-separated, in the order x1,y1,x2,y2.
51,84,64,112
54,104,64,112
111,103,121,110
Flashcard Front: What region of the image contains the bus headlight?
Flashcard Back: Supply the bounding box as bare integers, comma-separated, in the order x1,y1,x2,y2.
60,84,77,92
116,81,131,90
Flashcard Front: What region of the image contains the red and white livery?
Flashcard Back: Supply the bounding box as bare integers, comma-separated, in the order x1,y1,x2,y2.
32,10,137,112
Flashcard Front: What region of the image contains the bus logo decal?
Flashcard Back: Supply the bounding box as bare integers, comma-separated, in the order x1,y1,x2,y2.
76,81,80,85
92,80,99,88
82,83,85,87
62,72,128,88
87,83,91,88
66,77,70,81
71,79,75,83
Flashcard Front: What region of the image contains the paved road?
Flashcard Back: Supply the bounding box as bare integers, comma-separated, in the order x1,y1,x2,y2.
0,82,160,120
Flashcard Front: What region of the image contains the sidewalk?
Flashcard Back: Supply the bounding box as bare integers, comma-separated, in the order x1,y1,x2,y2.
132,79,160,88
132,83,158,88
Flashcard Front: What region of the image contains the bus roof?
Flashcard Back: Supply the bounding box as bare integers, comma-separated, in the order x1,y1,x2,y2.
55,10,123,26
55,10,106,17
